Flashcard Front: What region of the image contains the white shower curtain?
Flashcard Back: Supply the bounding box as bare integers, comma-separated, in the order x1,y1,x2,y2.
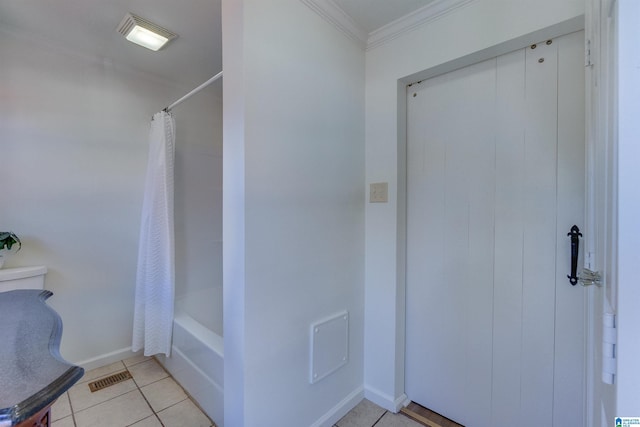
132,110,176,357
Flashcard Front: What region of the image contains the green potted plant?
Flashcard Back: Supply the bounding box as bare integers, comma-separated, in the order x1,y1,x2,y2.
0,232,21,268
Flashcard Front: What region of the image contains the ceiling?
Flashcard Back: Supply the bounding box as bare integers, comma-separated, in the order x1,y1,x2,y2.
0,0,222,89
334,0,434,33
0,0,429,89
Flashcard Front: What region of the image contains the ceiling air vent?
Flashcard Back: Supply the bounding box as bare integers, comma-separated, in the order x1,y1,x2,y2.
117,13,177,51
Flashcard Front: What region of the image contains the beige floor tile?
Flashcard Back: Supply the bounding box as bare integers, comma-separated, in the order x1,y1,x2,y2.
68,378,137,412
130,415,163,426
74,389,152,427
141,377,188,412
157,399,213,427
51,415,75,427
78,361,126,384
375,412,425,427
122,354,151,368
336,399,386,427
128,359,169,387
51,392,72,421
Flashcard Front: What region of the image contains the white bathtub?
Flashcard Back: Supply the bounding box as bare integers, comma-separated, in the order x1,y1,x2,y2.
156,312,224,426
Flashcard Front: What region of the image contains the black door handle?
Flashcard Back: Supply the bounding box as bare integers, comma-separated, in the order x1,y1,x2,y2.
567,225,582,285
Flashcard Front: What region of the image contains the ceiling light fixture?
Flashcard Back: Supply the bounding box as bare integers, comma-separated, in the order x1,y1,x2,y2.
117,13,177,51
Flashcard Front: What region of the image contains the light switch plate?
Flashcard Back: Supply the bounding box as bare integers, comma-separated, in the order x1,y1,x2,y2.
370,182,388,203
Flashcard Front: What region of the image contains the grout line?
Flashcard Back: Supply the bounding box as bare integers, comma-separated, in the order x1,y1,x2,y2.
132,414,165,427
73,387,141,417
128,359,170,390
65,392,78,427
155,397,190,415
69,379,137,413
151,357,217,427
77,362,127,385
371,410,388,426
130,364,167,427
69,357,216,427
122,356,153,368
134,378,162,424
123,415,157,427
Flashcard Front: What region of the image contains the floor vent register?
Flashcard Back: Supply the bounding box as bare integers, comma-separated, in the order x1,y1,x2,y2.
87,370,132,393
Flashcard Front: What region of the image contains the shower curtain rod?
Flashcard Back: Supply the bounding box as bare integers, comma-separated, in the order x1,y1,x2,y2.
163,70,223,112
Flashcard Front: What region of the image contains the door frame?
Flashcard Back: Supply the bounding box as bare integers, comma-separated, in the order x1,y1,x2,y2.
395,15,594,421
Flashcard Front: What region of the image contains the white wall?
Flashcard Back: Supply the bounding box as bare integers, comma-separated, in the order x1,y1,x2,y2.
615,0,640,415
222,0,365,425
0,26,215,365
173,83,224,336
364,0,585,409
585,0,618,424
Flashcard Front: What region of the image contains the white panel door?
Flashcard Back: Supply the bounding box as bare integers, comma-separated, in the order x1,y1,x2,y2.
405,31,585,427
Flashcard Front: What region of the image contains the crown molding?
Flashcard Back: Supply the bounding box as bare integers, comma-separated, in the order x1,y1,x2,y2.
300,0,475,51
299,0,368,48
367,0,475,50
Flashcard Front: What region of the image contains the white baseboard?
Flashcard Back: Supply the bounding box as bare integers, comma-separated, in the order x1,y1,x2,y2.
74,347,141,371
364,385,408,412
310,386,364,427
398,394,411,409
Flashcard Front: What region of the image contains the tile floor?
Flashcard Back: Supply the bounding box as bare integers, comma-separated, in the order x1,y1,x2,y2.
334,399,423,427
51,355,215,427
52,355,420,427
